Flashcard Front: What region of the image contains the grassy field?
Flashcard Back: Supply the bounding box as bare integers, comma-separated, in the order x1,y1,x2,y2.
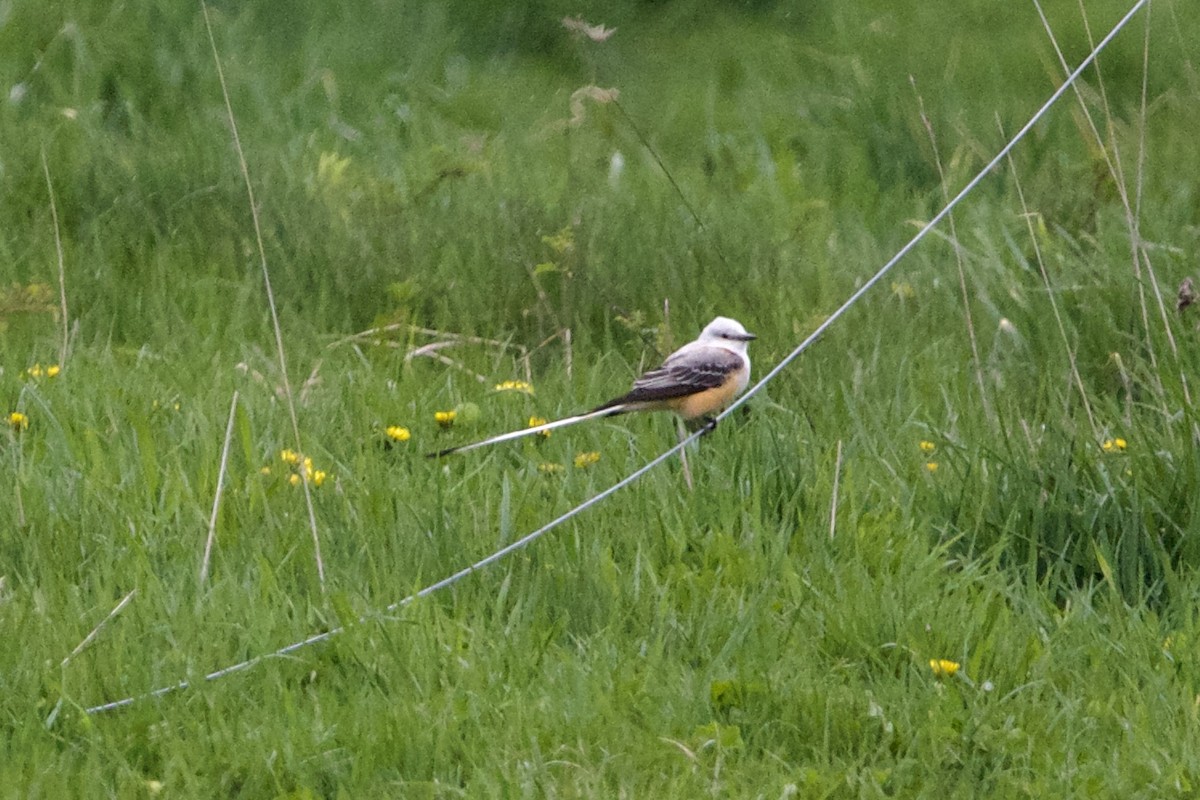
4,0,1200,795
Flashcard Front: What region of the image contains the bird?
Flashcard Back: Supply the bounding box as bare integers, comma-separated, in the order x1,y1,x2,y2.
428,316,755,457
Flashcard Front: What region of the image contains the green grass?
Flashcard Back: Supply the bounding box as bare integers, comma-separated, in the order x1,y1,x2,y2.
4,0,1200,795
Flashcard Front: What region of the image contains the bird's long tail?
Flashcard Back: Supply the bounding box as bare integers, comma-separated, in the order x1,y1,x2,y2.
426,405,627,457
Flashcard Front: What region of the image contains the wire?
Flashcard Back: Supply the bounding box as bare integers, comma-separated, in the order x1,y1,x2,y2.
84,0,1148,716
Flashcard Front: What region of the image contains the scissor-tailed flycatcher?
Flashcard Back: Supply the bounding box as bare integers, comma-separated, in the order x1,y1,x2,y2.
429,316,755,457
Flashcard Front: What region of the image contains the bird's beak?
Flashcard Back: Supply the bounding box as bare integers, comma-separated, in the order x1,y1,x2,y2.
740,332,757,341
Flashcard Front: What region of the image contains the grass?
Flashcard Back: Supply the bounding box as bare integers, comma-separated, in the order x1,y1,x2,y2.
4,0,1200,795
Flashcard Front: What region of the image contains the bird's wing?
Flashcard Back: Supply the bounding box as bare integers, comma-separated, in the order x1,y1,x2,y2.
597,345,743,408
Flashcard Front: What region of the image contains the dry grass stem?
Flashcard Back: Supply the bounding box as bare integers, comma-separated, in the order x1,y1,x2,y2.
62,589,137,668
829,439,843,540
912,77,993,424
200,390,239,587
201,0,325,587
1033,1,1190,412
999,116,1097,436
41,152,70,366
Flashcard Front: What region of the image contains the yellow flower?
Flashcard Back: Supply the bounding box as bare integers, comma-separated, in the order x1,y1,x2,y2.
919,440,936,454
22,363,62,380
494,380,535,395
385,425,411,442
538,462,565,474
276,449,329,487
300,459,327,486
1101,438,1127,453
929,659,960,679
435,410,457,428
925,462,938,473
573,451,601,469
260,466,272,476
528,416,551,438
289,467,329,487
891,281,915,299
8,412,29,430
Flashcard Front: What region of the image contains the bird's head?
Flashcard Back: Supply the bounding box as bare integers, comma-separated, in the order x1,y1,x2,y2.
700,317,756,349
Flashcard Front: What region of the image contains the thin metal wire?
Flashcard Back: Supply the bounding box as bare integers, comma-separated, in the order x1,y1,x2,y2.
84,0,1147,716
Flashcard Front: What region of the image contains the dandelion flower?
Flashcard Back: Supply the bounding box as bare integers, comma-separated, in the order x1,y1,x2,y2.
275,449,329,487
925,462,938,473
435,410,457,428
22,363,61,380
573,451,601,469
494,380,534,395
929,659,960,679
1101,438,1127,453
385,425,411,442
919,440,936,454
528,416,551,438
8,411,29,430
289,466,329,487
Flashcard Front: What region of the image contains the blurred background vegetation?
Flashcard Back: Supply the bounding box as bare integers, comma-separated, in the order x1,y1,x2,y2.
4,0,1193,344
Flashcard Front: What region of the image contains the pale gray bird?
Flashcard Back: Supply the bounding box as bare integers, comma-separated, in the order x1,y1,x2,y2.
429,316,755,457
